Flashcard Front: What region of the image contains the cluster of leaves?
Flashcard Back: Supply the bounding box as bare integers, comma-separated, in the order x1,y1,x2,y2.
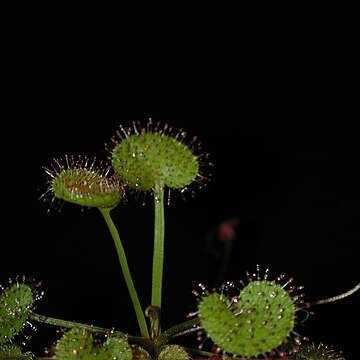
0,281,36,359
0,280,191,359
0,276,348,359
1,121,355,359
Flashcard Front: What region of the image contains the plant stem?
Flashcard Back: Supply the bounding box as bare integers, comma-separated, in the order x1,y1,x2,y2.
151,181,165,336
156,317,202,346
182,347,218,358
29,312,127,338
99,208,149,338
29,312,154,354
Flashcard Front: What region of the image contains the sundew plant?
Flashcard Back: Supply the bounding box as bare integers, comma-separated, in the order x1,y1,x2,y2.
1,120,359,360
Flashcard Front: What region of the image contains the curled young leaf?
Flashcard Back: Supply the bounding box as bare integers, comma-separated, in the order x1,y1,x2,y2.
0,282,35,344
41,155,123,210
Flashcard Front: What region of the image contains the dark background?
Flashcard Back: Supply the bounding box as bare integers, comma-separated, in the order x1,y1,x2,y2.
2,7,360,359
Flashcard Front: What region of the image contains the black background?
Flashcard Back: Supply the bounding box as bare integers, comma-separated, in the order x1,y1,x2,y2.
2,6,360,359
